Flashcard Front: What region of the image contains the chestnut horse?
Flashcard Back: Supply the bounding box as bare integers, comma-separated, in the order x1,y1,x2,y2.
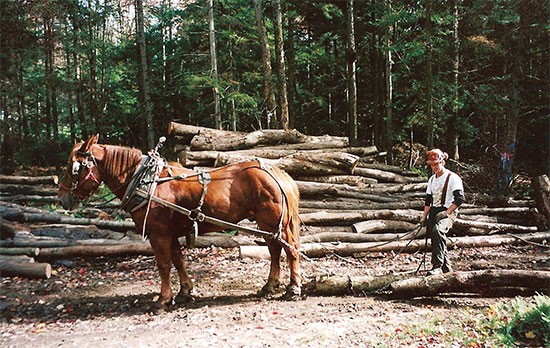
58,135,301,308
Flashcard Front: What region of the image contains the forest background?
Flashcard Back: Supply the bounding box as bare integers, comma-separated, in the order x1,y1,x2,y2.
0,0,548,194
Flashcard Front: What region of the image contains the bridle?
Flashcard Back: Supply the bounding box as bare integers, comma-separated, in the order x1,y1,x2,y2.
59,150,102,201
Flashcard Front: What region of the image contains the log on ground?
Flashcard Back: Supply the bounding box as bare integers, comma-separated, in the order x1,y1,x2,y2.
390,270,550,297
0,258,52,279
304,273,410,296
240,231,550,259
0,174,59,185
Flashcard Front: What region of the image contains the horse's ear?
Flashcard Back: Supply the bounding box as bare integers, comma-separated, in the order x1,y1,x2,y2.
80,134,100,152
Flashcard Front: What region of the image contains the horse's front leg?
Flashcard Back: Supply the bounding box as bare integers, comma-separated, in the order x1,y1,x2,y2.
258,238,282,297
170,236,194,303
149,234,174,308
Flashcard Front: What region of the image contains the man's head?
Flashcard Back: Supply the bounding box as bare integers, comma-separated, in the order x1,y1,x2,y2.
426,149,448,170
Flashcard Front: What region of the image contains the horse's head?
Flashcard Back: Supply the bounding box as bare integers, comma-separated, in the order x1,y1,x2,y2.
58,134,104,210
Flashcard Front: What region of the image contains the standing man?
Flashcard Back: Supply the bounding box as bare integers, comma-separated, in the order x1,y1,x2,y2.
420,149,465,275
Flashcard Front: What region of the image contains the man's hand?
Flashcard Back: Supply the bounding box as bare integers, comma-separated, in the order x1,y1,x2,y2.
435,211,449,222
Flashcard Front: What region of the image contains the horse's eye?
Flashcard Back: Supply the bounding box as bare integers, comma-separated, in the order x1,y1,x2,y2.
71,161,81,175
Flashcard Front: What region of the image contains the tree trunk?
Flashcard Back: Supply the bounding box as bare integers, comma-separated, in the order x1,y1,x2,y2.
0,184,57,196
0,258,52,279
253,0,277,128
208,0,222,129
240,232,550,259
135,0,155,148
216,152,359,176
390,270,550,297
352,219,419,234
38,242,154,259
304,273,409,296
300,209,420,226
273,0,289,130
346,0,358,145
425,0,434,148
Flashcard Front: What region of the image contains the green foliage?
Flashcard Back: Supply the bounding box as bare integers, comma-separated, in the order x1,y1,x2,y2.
483,295,550,347
0,0,547,185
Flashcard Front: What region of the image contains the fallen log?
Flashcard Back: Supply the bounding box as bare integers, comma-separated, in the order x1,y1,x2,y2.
2,209,135,231
296,175,378,186
1,218,31,239
296,181,426,197
0,195,60,204
356,162,420,177
352,167,408,183
0,247,40,257
454,218,539,233
0,174,59,185
195,129,326,151
0,254,34,263
390,270,550,297
0,259,52,279
352,220,418,234
459,206,532,215
300,198,423,211
37,242,154,259
174,146,378,163
0,184,58,196
240,231,550,259
216,152,359,176
168,122,243,144
304,273,410,296
301,229,425,244
300,209,421,226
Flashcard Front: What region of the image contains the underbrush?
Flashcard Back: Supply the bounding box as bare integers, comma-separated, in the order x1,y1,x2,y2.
383,295,549,347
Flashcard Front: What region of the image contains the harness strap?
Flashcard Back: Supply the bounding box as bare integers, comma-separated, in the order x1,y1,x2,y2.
134,189,275,239
187,171,212,248
440,172,451,206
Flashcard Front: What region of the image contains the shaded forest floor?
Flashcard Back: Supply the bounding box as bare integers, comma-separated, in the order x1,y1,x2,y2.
1,242,548,347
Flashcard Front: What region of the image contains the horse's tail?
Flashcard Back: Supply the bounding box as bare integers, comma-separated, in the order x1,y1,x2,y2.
271,167,301,249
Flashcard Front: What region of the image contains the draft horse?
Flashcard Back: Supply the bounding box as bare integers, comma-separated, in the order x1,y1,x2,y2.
58,135,302,308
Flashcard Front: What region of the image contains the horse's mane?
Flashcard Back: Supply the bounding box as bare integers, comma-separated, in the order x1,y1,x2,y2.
101,145,143,182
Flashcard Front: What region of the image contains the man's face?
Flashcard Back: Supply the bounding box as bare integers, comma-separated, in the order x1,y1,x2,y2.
429,161,444,173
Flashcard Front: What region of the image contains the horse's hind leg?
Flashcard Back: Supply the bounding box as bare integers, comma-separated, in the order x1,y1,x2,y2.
258,238,282,297
282,245,302,300
170,236,194,303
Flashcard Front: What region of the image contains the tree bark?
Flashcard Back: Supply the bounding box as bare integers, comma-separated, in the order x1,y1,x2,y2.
0,184,57,196
240,232,550,259
300,209,420,226
253,0,277,128
352,167,408,183
216,152,359,176
390,270,550,297
346,0,358,145
135,0,155,148
208,0,222,129
352,219,419,234
0,258,52,279
304,273,409,296
273,0,289,129
0,175,58,185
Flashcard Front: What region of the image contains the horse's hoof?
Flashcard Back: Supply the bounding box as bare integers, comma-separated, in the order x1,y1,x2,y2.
281,284,302,301
151,299,173,314
257,283,280,299
175,292,195,304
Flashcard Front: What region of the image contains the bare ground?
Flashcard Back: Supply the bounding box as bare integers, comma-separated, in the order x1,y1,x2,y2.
1,243,548,348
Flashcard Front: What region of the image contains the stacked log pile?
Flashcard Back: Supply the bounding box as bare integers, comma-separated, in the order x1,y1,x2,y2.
168,121,548,260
